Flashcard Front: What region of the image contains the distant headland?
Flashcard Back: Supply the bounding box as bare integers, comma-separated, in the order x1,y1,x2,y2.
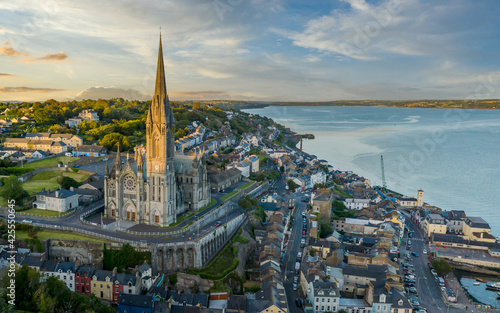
184,99,500,110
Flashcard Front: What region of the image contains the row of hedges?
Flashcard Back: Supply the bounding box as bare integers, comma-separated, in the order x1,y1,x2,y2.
0,167,35,175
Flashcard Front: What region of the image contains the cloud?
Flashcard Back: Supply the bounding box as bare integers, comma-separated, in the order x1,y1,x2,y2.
0,73,13,76
0,86,65,93
276,0,483,61
38,52,67,61
75,86,149,100
0,43,27,57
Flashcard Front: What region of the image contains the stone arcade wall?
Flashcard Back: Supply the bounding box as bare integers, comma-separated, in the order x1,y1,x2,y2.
151,212,246,274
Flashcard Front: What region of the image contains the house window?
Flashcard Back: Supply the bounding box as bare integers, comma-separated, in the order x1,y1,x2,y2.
100,284,103,288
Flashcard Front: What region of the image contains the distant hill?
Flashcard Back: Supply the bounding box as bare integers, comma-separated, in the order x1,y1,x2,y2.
204,99,500,110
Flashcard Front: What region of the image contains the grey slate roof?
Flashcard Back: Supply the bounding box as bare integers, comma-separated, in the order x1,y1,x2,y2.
119,294,154,308
36,188,78,198
40,260,58,272
21,255,43,268
56,261,76,273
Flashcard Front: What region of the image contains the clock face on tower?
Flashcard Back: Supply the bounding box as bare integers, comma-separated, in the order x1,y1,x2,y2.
123,174,136,192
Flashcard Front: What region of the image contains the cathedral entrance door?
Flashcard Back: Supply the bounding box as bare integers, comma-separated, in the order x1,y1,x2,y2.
155,215,159,224
127,211,131,220
132,212,136,221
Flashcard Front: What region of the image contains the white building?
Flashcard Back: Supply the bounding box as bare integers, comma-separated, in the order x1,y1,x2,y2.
79,109,99,121
310,171,327,187
306,279,341,313
33,188,79,212
227,161,250,177
344,198,371,210
243,155,260,173
55,262,76,291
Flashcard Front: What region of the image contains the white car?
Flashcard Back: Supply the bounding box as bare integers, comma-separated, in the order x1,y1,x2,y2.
21,219,32,224
423,249,427,254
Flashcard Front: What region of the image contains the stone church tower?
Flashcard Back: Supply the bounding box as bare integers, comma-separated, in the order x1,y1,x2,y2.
103,35,211,227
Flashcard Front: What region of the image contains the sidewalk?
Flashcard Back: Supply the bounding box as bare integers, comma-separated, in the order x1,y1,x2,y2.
444,272,472,310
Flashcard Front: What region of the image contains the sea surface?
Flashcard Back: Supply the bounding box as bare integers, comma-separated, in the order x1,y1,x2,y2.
244,106,500,236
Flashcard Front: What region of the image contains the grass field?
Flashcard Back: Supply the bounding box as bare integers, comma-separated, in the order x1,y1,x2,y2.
23,170,92,195
20,208,64,217
221,190,238,201
16,230,109,243
238,182,254,190
22,156,79,168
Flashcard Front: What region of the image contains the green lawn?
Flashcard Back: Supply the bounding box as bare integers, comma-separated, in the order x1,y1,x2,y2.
238,182,254,190
19,208,64,217
22,156,79,169
16,230,110,243
221,190,238,201
23,170,92,195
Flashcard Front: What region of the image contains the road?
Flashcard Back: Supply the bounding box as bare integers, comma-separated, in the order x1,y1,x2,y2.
281,186,308,313
402,211,483,313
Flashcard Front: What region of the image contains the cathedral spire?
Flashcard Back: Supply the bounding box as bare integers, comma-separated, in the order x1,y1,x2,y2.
154,34,167,101
115,142,122,171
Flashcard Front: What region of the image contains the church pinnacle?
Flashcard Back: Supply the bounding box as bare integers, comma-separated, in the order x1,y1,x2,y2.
146,34,170,127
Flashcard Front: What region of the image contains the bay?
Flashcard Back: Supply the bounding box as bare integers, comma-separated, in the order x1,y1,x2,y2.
244,106,500,236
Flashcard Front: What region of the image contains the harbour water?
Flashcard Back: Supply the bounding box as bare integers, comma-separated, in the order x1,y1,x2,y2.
245,106,500,236
460,277,500,307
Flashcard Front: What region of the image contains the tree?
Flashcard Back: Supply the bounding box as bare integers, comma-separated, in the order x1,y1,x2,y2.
57,176,80,189
332,200,347,211
0,175,29,204
432,259,453,276
99,132,131,151
287,179,297,192
320,221,333,238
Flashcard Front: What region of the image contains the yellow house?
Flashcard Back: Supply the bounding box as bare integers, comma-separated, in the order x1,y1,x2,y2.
423,214,447,238
91,269,114,301
463,217,494,242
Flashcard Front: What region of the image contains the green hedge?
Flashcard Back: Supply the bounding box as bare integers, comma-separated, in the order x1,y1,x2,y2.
0,167,35,175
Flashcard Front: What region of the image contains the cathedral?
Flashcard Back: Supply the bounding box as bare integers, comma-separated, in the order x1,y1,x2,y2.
103,36,211,227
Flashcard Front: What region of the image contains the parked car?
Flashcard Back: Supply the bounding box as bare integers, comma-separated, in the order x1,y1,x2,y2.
408,287,417,293
65,152,72,157
295,299,302,307
423,249,427,254
412,252,419,257
293,282,298,290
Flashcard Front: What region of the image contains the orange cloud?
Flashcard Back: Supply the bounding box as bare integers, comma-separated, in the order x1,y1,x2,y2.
0,86,65,93
38,52,68,61
0,44,27,57
0,73,13,76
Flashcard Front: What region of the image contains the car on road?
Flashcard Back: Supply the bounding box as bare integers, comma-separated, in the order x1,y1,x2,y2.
300,238,305,248
215,221,221,227
411,252,419,257
408,287,417,293
431,269,437,276
293,282,298,290
21,219,32,224
422,249,427,254
293,276,298,283
295,299,302,307
65,152,72,156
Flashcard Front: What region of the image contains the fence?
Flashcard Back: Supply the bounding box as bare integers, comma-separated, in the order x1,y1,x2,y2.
31,221,149,248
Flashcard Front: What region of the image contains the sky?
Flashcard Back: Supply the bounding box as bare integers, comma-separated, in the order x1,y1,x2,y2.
0,0,500,102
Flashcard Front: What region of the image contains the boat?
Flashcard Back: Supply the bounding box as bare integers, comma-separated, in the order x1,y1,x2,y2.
473,282,480,286
476,278,487,283
486,282,500,291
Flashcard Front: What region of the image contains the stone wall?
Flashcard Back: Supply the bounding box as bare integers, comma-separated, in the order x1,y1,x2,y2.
46,239,105,268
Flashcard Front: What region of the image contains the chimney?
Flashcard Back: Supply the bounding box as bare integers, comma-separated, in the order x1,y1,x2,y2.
55,190,59,197
42,187,45,192
70,186,74,191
